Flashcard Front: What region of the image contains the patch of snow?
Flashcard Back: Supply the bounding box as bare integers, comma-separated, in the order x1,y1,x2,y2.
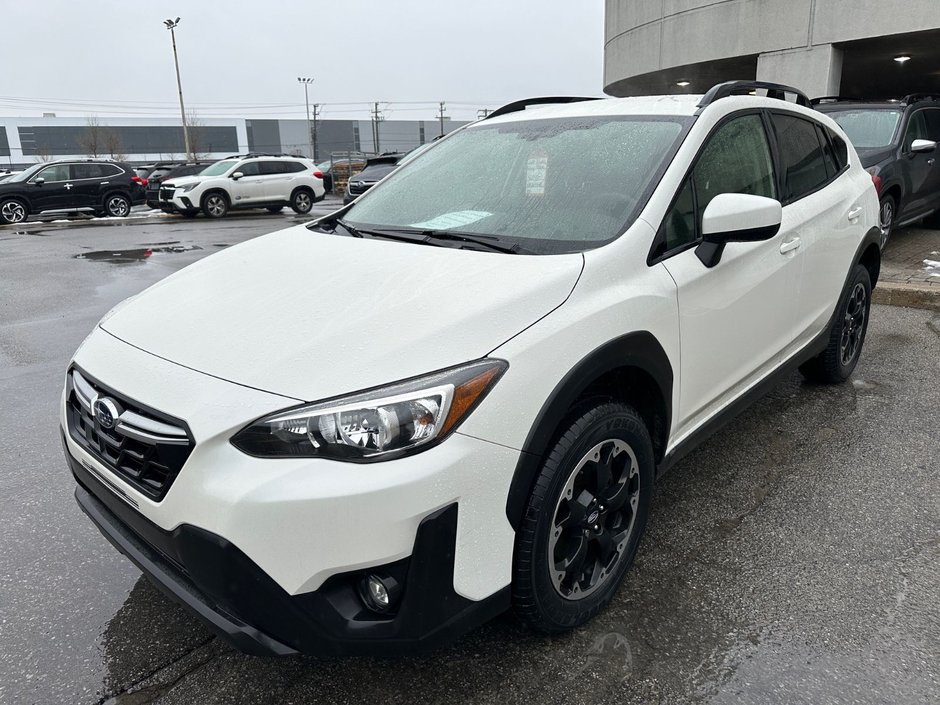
923,259,940,269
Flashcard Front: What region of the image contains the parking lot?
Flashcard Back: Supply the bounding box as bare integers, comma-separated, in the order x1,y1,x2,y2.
0,212,937,704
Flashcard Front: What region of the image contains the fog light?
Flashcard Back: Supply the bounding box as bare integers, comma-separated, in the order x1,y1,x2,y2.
359,573,401,613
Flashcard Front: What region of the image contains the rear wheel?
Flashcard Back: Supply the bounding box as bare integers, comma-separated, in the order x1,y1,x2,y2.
0,198,27,224
799,264,871,384
878,194,896,248
290,189,314,214
513,401,654,633
104,194,131,218
202,192,229,219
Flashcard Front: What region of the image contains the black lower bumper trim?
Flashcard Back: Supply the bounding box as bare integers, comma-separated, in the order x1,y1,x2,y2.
66,440,510,656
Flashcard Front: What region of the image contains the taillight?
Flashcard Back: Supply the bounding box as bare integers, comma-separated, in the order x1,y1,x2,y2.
131,175,149,186
313,171,324,179
865,168,882,196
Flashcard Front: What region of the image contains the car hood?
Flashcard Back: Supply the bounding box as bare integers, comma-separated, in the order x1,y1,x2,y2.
162,176,203,187
855,146,895,169
100,225,583,401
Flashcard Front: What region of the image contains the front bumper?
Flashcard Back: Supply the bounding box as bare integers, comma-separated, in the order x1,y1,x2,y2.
69,445,508,656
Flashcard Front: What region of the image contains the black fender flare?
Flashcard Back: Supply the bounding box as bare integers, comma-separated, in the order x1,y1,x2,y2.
504,331,673,530
855,225,882,286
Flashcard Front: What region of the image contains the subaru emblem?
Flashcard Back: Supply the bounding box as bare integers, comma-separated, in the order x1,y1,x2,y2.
93,397,120,430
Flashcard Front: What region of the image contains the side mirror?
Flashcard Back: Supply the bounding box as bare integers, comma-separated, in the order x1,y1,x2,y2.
695,193,782,268
231,171,244,180
34,177,45,185
910,139,937,154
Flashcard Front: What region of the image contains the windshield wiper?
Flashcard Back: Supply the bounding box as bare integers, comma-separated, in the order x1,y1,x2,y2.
419,229,524,254
329,221,525,254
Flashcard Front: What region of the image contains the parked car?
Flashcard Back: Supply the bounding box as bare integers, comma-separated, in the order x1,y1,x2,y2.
63,81,881,657
144,162,212,210
814,94,940,244
316,157,368,193
344,154,406,204
0,160,144,224
0,170,20,183
157,154,326,218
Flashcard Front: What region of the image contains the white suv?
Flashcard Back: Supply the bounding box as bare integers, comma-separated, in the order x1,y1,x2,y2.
157,154,326,218
62,82,881,656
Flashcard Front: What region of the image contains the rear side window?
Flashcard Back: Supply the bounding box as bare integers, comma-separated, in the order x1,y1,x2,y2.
771,114,830,201
284,161,307,173
72,164,103,179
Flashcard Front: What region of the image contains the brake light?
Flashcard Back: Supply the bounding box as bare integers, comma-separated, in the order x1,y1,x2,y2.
313,171,324,179
865,168,882,196
131,175,148,186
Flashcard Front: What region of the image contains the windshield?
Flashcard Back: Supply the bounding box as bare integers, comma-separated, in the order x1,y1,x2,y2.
7,164,44,183
199,160,237,177
825,109,901,149
316,160,332,171
343,116,690,254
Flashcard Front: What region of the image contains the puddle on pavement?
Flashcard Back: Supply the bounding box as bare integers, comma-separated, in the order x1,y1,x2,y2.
73,243,202,264
213,243,230,248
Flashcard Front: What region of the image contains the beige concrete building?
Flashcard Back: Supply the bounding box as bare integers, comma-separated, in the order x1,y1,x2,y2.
604,0,940,99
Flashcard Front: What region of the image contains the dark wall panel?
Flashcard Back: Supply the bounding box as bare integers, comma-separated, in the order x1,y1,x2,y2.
246,119,281,153
0,126,9,157
18,125,238,156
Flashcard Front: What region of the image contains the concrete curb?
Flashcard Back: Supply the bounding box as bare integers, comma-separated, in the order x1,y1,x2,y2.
873,281,940,312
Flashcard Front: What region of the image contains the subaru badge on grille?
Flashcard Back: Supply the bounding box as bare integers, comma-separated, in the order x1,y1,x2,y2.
93,397,120,429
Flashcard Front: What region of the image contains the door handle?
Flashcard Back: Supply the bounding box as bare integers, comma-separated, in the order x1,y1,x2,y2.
847,206,863,221
928,158,936,165
779,237,801,254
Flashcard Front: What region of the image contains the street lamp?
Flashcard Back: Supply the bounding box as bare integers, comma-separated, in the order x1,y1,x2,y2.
164,17,191,160
298,77,315,159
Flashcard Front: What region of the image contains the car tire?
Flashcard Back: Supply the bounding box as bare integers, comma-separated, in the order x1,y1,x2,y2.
513,400,654,634
201,191,229,219
0,198,28,224
266,206,283,214
799,264,872,384
104,194,132,218
878,194,896,248
290,188,314,214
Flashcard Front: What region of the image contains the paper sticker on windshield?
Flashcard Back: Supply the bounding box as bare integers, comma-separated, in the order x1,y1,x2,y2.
526,152,548,196
411,210,491,230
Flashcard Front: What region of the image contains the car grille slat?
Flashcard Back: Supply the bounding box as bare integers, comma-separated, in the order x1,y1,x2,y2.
65,368,194,502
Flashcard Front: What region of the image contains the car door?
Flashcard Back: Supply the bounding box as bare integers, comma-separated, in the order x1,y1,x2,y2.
68,163,104,209
26,163,71,212
919,107,940,215
228,160,264,205
767,113,866,342
257,160,291,202
898,110,935,220
655,112,803,440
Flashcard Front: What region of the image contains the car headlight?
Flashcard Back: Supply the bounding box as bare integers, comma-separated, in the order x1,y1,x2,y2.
178,183,198,193
231,359,507,461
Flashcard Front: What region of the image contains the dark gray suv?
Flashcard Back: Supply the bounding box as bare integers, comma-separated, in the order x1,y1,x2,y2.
815,94,940,245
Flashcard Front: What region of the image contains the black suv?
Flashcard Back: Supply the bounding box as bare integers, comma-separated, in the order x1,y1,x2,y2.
0,160,145,224
815,94,940,244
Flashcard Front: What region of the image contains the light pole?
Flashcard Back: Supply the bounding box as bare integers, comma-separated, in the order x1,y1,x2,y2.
164,18,191,160
298,77,315,159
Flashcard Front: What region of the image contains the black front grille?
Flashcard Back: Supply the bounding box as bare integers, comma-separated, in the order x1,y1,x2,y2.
65,368,194,502
159,186,175,201
347,181,373,195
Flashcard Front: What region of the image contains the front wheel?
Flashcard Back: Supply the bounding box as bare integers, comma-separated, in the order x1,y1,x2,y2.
878,194,895,249
104,194,131,218
290,189,313,214
799,264,872,384
513,401,654,633
0,198,27,224
202,192,229,219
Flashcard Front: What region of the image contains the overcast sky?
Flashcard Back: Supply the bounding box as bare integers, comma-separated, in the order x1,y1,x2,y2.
3,1,605,122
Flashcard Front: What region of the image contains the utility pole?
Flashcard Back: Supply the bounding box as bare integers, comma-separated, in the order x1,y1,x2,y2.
164,18,191,160
312,103,321,161
437,101,447,137
477,107,491,119
297,77,314,159
371,102,383,153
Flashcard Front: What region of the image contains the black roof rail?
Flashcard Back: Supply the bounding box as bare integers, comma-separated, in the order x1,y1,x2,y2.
698,81,811,109
484,96,602,120
222,152,294,159
902,93,940,105
810,96,868,105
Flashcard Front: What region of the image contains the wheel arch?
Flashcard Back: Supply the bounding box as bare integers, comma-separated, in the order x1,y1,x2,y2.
504,331,673,531
0,194,31,215
101,189,132,207
201,188,230,206
858,226,882,286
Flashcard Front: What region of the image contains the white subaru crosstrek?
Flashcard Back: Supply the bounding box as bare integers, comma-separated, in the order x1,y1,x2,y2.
62,81,881,656
157,153,326,218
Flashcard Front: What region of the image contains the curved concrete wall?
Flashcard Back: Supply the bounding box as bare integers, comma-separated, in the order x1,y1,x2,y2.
604,0,940,96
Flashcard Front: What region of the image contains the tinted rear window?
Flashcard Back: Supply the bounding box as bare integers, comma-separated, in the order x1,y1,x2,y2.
771,114,830,201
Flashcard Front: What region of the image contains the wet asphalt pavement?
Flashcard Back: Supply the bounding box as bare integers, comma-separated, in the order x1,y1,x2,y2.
1,211,938,704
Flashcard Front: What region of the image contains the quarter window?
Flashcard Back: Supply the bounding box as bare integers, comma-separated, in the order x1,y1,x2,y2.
771,114,830,201
660,178,696,253
828,129,849,168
